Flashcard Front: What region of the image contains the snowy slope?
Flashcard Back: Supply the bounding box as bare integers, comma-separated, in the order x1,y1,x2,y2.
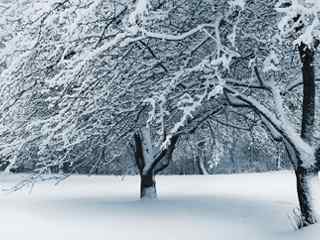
0,171,319,240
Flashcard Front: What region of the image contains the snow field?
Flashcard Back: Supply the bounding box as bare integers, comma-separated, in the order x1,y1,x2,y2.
0,171,319,240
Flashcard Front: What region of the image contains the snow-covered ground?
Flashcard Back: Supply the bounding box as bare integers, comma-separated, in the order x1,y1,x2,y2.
0,171,319,240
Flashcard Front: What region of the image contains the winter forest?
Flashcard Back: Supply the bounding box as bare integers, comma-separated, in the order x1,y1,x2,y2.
0,0,320,239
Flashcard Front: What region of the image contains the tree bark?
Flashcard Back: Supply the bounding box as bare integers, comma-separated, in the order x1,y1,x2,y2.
295,166,319,226
295,42,320,227
140,174,157,199
299,44,315,143
134,129,178,200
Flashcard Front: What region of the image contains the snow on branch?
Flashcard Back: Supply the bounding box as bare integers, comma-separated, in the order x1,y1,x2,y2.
276,0,320,47
128,0,150,26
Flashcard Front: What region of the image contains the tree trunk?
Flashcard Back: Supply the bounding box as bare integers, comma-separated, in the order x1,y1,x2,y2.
134,129,178,200
134,130,157,200
295,166,320,226
196,156,209,175
140,174,157,199
294,42,320,227
299,44,315,143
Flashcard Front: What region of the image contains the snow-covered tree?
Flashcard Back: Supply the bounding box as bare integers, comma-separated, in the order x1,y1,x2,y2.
129,0,320,226
0,0,227,199
1,0,320,225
